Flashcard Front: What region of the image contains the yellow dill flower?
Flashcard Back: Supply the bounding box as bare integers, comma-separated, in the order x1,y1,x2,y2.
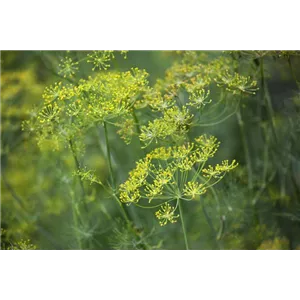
74,168,102,185
155,203,179,226
66,101,83,117
154,167,174,185
202,160,238,178
145,166,176,201
42,82,62,103
116,117,135,144
120,50,128,59
187,88,212,109
145,183,164,202
87,51,114,71
175,156,196,171
140,106,193,147
149,147,172,160
131,157,151,179
215,70,258,95
195,134,220,159
119,135,238,215
37,103,61,124
172,143,194,159
164,105,193,128
7,239,37,250
183,181,207,199
58,56,79,78
120,190,141,204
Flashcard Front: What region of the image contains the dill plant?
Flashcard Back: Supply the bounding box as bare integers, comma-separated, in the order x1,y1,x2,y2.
3,50,300,249
19,51,242,249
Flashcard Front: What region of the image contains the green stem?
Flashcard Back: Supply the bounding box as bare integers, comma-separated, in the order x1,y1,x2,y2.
178,199,189,250
132,110,141,136
69,140,88,213
193,106,238,127
103,121,116,188
101,124,133,224
70,191,83,249
201,198,222,249
132,109,146,154
236,106,253,190
111,193,131,224
260,57,278,143
262,127,269,185
103,122,132,221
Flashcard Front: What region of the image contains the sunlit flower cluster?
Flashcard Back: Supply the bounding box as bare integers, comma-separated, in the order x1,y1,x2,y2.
215,71,258,95
119,135,238,226
23,67,150,151
155,203,179,226
139,106,193,147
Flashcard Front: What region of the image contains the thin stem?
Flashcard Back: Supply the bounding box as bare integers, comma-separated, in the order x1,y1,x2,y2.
70,191,83,249
134,199,175,209
260,57,278,143
37,52,76,84
103,121,115,188
252,171,276,205
69,139,88,213
99,124,134,225
262,127,269,185
201,198,222,249
280,140,291,201
178,199,189,250
236,106,253,190
132,110,145,154
111,193,131,224
192,105,238,127
199,90,226,119
132,110,141,135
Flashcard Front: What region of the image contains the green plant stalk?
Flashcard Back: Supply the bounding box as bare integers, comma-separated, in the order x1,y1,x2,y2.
103,122,150,248
178,198,189,250
103,122,130,220
236,106,253,190
132,109,147,158
280,141,291,201
201,198,222,249
69,139,89,214
262,128,269,186
103,122,116,188
260,57,278,143
101,123,132,222
111,193,131,224
71,193,83,250
252,126,269,206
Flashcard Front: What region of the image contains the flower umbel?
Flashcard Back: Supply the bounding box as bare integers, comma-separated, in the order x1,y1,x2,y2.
58,57,79,78
87,51,114,71
183,181,207,200
215,71,258,95
188,89,212,109
155,203,179,226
